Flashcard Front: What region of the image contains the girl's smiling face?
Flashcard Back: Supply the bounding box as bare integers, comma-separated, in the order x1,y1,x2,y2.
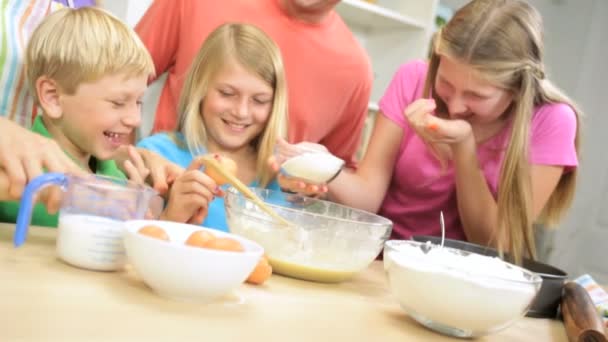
201,59,274,153
434,55,514,129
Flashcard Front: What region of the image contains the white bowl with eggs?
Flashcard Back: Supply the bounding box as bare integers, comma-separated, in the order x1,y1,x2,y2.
123,220,264,302
383,240,542,338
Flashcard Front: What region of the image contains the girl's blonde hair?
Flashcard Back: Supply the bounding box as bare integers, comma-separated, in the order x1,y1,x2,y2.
424,0,581,262
177,23,288,188
25,6,154,102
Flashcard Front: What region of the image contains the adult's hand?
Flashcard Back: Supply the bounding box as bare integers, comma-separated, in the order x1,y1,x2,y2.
0,118,84,209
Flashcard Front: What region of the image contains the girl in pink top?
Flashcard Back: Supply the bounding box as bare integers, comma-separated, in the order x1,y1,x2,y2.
278,0,581,262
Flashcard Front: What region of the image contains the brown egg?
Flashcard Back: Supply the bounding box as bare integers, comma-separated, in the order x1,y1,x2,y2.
204,154,237,186
246,255,273,285
185,230,216,248
205,237,244,252
138,225,170,241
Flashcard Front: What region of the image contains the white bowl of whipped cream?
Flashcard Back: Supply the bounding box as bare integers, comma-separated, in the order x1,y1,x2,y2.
383,240,542,338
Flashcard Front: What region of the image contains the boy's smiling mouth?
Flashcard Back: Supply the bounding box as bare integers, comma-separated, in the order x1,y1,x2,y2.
103,130,129,147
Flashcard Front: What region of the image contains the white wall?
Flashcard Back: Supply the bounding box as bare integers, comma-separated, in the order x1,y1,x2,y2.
543,0,608,283
104,0,151,27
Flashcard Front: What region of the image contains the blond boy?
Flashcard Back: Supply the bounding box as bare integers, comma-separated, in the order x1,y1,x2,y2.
0,7,154,227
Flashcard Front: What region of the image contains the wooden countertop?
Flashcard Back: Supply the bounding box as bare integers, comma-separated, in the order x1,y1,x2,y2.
0,223,568,341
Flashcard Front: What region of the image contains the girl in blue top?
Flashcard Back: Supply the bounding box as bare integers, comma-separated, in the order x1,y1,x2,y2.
138,23,286,232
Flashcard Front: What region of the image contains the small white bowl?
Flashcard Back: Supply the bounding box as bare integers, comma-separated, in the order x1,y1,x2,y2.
281,152,344,184
124,220,264,302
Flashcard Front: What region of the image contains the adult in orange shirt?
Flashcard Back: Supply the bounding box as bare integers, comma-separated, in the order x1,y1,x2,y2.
135,0,372,167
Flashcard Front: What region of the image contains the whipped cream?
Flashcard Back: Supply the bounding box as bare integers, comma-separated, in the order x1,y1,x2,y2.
389,241,530,284
385,241,541,336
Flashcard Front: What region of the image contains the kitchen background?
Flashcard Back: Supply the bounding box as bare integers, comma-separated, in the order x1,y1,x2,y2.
102,0,608,284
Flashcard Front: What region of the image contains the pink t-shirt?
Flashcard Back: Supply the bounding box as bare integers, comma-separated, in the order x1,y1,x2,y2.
378,60,578,241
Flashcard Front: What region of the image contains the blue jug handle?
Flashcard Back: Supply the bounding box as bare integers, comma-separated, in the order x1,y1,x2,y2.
14,173,68,247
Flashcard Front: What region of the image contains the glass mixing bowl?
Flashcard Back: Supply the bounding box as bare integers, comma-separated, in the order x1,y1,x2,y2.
411,235,567,319
383,240,542,338
224,187,392,283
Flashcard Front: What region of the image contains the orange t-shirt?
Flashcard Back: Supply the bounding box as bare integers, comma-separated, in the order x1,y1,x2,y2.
135,0,372,167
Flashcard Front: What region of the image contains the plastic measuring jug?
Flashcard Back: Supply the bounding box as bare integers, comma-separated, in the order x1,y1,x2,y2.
15,173,161,271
